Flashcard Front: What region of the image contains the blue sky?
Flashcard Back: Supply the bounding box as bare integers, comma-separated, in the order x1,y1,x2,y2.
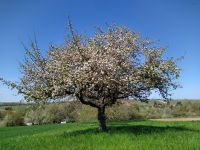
0,0,200,102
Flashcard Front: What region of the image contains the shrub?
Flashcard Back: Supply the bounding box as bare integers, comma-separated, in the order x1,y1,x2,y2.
24,101,82,125
4,106,13,111
77,105,96,122
2,107,26,127
0,110,2,119
106,101,143,121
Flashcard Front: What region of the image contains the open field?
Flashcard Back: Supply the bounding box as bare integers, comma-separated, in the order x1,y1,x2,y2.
0,120,200,150
151,117,200,122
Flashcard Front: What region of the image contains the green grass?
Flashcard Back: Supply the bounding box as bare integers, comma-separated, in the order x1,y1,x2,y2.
0,120,200,150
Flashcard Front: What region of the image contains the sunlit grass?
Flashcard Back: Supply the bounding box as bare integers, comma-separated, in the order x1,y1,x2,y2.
0,120,200,150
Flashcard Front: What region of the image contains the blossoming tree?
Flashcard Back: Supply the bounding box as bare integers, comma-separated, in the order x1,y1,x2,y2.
0,23,180,131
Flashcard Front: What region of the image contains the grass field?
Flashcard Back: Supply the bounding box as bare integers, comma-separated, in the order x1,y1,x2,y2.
0,120,200,150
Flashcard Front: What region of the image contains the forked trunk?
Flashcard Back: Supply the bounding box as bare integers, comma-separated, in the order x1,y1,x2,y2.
97,106,107,132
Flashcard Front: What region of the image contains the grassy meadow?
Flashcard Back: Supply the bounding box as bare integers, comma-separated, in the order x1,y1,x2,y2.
0,120,200,150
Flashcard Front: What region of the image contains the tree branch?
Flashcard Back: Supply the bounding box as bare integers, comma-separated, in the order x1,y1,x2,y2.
75,89,100,108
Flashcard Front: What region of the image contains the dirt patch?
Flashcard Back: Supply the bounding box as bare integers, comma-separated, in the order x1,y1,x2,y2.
150,118,200,122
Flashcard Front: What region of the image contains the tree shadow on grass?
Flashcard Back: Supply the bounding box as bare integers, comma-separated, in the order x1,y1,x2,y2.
63,124,199,138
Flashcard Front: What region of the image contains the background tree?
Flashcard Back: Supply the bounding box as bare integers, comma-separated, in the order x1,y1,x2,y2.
0,23,180,131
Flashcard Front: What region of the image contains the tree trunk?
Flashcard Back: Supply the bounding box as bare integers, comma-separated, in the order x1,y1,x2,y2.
97,106,107,132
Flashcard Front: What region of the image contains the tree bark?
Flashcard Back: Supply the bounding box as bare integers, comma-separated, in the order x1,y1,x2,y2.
97,106,107,132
